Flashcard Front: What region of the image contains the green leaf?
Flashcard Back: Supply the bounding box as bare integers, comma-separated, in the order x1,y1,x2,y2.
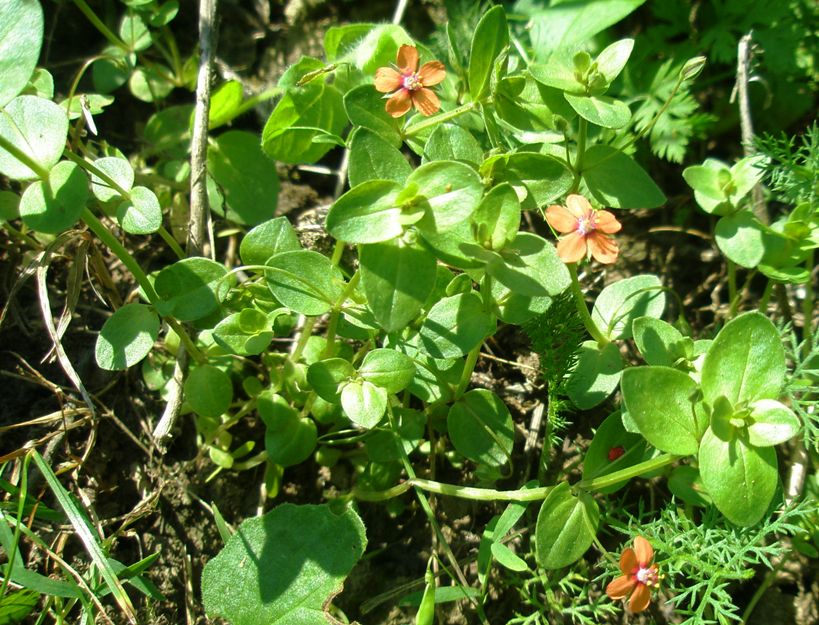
143,104,192,158
360,238,437,333
468,5,509,101
208,80,243,129
92,47,135,94
0,589,39,623
348,128,412,188
258,391,318,467
482,153,573,207
240,217,301,267
411,161,484,235
582,411,647,493
128,65,174,102
447,389,514,468
0,96,68,181
423,124,484,165
535,482,599,569
490,542,528,572
486,232,571,297
746,399,801,447
591,274,665,340
325,23,413,73
359,348,415,393
343,85,401,147
185,364,233,418
90,156,134,202
95,303,160,371
213,311,275,356
265,250,346,316
714,211,767,268
595,39,634,83
19,160,88,233
119,13,151,52
565,340,623,410
341,380,388,429
527,0,645,58
117,185,161,234
582,145,666,209
202,503,367,625
698,428,778,526
208,130,279,226
155,257,233,321
325,180,404,244
262,64,346,164
419,292,495,359
307,359,356,403
668,465,712,507
564,93,631,129
527,59,583,93
701,311,786,406
632,316,687,367
472,183,520,251
682,158,733,215
620,366,704,455
0,0,43,108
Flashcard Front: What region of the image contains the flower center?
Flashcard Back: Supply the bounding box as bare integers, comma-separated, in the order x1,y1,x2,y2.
635,566,658,587
576,214,596,235
403,72,423,91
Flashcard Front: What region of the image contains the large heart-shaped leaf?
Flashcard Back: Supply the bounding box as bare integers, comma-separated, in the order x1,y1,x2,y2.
202,503,366,625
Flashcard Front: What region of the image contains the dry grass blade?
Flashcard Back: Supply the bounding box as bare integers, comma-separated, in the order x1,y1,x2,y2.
30,449,138,624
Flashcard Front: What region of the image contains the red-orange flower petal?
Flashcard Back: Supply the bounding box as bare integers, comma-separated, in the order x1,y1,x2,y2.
634,536,654,566
411,87,440,116
545,204,579,234
628,583,651,613
619,547,638,575
566,193,592,218
556,231,587,263
606,574,636,600
588,233,619,264
418,60,446,86
396,44,419,74
595,209,622,234
374,67,402,93
385,89,412,117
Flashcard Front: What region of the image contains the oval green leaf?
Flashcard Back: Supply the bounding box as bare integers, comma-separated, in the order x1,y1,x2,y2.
0,0,43,108
359,348,416,393
564,93,631,129
240,216,301,267
535,482,599,569
582,145,666,209
591,274,665,340
700,311,786,406
447,389,515,468
325,180,404,244
184,364,233,419
265,250,346,316
0,96,68,181
94,303,160,371
341,380,388,429
19,160,88,233
419,292,495,359
117,185,162,234
565,340,623,410
154,257,233,321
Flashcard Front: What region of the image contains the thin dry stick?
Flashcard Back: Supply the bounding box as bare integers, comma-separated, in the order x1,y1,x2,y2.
153,0,219,448
735,32,768,224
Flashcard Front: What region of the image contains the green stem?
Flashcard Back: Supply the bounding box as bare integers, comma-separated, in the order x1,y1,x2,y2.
802,250,815,358
81,209,207,364
727,260,738,317
2,222,42,250
481,103,502,150
570,118,588,192
0,454,30,600
81,209,157,303
404,102,477,137
758,278,774,313
575,453,681,491
567,263,609,346
386,406,489,624
72,0,129,52
454,345,481,401
291,317,317,362
158,227,186,259
0,135,50,180
322,272,360,358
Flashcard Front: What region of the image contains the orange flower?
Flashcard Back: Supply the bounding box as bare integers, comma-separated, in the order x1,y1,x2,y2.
606,536,660,613
545,194,622,264
374,45,446,118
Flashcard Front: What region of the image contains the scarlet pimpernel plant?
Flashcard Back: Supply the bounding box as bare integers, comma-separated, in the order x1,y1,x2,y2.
0,0,814,623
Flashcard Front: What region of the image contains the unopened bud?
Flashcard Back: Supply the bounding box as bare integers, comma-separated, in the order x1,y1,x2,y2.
680,56,706,81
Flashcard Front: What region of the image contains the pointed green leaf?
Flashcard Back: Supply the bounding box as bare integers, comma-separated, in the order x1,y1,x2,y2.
325,180,404,244
564,93,631,129
591,274,665,340
419,292,495,359
582,145,665,209
447,389,514,468
535,482,599,569
95,303,160,371
348,128,412,187
265,250,346,316
468,6,509,101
